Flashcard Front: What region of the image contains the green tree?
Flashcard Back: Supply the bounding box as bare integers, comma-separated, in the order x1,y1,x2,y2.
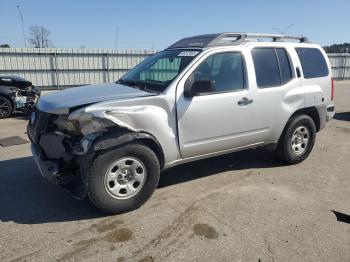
323,43,350,53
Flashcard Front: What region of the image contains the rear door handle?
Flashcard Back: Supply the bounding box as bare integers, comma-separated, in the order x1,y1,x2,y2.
238,97,253,106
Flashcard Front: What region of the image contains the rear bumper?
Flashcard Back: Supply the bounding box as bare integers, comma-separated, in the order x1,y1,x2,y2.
315,103,335,131
326,104,335,121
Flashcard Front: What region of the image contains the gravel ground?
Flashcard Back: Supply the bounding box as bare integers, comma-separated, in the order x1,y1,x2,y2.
0,81,349,262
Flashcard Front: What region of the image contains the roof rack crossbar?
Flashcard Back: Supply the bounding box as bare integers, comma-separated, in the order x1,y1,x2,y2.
243,33,309,43
208,33,309,46
166,32,309,49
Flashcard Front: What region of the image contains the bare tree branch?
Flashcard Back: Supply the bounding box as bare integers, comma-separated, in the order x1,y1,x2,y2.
28,25,53,48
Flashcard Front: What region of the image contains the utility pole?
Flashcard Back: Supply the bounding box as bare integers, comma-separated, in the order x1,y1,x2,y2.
115,27,119,49
16,5,27,47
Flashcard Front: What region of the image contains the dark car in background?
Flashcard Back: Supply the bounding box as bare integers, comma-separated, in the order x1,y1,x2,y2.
0,75,41,119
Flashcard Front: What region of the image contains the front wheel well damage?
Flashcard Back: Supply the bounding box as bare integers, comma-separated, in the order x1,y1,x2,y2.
138,137,165,169
91,130,165,169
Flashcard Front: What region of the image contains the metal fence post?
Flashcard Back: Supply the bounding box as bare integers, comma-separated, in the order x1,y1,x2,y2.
54,51,60,90
343,55,347,80
106,53,110,83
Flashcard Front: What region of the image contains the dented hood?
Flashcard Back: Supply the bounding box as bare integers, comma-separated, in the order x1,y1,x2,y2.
37,83,154,114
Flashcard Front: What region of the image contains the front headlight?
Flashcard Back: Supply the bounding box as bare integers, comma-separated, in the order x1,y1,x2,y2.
67,110,115,136
53,115,77,132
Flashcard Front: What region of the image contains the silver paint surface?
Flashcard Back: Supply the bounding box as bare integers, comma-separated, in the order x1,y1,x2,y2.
37,83,153,114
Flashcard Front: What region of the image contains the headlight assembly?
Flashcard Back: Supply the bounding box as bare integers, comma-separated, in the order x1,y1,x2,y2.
67,110,115,136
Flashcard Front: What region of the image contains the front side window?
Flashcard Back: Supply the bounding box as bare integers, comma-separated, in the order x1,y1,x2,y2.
252,47,293,88
120,49,200,92
295,48,329,79
191,52,245,93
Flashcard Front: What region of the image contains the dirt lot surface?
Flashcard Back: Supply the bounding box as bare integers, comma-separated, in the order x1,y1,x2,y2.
1,81,350,262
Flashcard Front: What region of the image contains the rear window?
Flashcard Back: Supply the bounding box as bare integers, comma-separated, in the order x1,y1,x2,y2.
295,48,329,79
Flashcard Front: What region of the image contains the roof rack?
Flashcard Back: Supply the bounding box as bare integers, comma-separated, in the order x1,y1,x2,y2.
166,32,309,49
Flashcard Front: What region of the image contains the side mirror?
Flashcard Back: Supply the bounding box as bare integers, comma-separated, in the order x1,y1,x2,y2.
184,79,215,97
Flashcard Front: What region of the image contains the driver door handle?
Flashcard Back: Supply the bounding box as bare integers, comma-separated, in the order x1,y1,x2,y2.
238,97,253,106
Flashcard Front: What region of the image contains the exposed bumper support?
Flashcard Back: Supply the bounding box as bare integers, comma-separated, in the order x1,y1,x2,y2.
31,144,61,184
31,143,86,199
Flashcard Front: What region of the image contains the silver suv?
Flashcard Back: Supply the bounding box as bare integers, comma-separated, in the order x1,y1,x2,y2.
27,33,335,213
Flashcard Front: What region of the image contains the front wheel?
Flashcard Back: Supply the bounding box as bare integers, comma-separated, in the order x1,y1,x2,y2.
275,114,316,164
87,142,160,214
0,96,13,119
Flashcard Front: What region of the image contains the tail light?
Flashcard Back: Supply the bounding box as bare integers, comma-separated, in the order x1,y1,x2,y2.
331,78,334,101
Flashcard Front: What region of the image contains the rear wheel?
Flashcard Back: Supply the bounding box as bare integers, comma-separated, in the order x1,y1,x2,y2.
275,114,316,164
0,96,13,119
87,142,160,214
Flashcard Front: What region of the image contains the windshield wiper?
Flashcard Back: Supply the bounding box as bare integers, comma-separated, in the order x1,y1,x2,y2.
117,79,159,94
117,79,140,87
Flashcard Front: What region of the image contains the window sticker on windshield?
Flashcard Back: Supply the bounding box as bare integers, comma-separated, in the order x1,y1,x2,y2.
178,51,199,57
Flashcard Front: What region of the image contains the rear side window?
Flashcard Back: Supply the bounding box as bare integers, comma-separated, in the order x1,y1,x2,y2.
295,48,329,79
276,48,292,84
252,48,293,88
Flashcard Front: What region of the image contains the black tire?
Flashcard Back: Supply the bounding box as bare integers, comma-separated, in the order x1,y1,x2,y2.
0,96,13,119
87,142,160,214
275,114,316,165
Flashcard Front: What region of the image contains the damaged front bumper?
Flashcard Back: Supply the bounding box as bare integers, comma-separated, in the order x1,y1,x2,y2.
28,122,88,199
27,110,152,199
31,143,60,184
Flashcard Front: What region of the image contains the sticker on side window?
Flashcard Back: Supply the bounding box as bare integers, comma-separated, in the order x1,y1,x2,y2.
178,51,199,57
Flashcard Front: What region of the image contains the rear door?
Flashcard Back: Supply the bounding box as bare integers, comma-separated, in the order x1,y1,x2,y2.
248,46,302,141
176,50,268,158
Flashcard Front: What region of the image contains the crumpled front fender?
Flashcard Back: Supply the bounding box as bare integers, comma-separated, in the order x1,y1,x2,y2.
71,94,180,166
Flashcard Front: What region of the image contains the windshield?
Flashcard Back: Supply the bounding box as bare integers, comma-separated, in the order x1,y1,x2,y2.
118,49,201,93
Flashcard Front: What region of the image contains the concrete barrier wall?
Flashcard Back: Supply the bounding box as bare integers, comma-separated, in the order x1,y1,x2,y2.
0,48,349,89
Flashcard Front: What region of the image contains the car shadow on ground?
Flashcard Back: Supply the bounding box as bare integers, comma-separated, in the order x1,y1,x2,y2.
0,156,104,224
334,112,350,122
159,148,282,188
11,112,30,120
331,210,350,224
0,148,282,225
